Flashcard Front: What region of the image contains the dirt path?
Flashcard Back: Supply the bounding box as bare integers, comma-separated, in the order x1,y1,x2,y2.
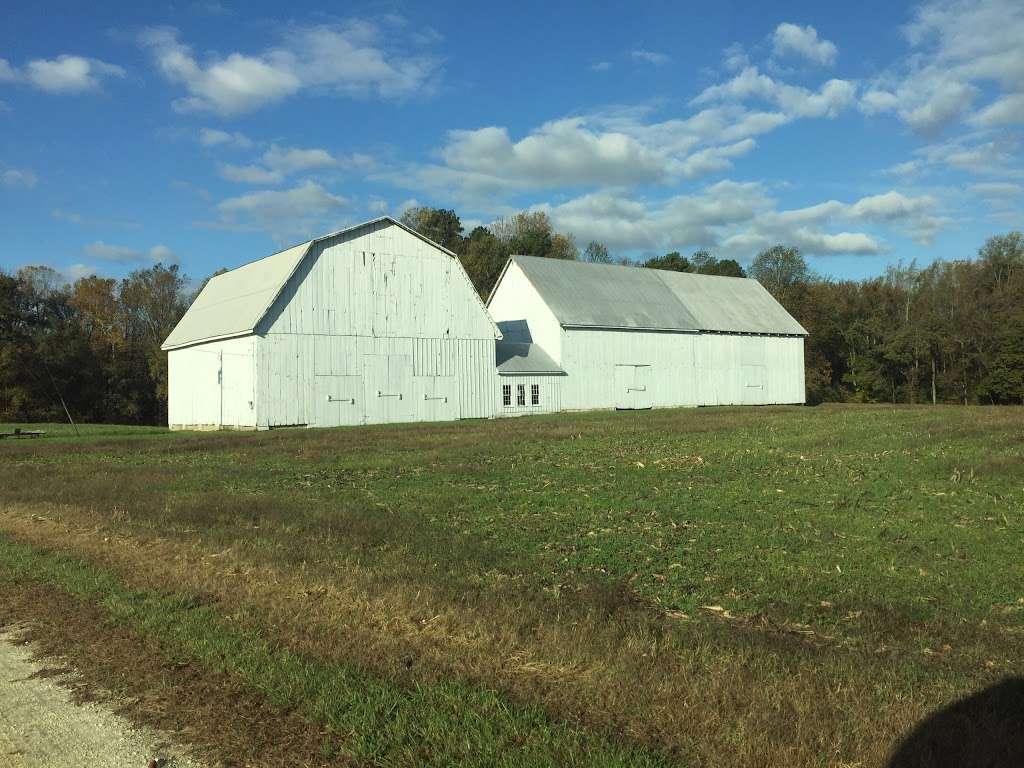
0,630,200,768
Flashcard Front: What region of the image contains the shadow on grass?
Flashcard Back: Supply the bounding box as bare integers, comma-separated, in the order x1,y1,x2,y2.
888,677,1024,768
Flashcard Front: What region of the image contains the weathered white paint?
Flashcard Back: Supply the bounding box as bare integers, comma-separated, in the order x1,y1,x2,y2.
496,374,562,416
486,260,562,363
167,218,499,430
488,257,806,413
167,335,257,429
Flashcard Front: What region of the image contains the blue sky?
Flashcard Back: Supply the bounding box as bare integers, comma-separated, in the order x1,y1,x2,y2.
1,0,1021,284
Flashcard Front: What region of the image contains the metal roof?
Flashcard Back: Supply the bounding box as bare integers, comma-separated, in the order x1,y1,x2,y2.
162,239,311,351
162,216,499,351
510,256,807,336
496,340,565,375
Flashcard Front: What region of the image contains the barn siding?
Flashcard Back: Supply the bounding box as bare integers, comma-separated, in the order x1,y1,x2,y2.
495,375,563,416
253,220,497,428
167,336,257,429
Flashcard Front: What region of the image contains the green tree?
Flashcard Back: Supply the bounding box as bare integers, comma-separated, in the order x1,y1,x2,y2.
643,251,691,272
400,207,464,251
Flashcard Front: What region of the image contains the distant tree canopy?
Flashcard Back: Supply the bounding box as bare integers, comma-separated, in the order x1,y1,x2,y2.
4,204,1021,425
0,262,189,425
643,250,746,277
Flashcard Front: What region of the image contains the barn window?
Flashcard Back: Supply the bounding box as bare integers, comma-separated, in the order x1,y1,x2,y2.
502,384,511,406
531,384,540,406
516,384,526,406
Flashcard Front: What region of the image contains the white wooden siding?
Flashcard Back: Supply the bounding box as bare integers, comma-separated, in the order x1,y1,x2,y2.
496,375,562,416
167,336,257,429
487,261,562,363
237,220,497,428
556,328,804,411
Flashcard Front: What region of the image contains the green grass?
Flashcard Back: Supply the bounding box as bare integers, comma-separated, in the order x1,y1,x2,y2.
1,404,1022,766
0,536,662,767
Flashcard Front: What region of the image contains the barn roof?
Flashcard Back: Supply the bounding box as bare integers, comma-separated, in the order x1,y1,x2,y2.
496,340,565,375
162,217,498,351
505,256,807,336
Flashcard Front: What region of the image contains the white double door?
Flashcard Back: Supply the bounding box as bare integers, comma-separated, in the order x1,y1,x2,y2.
362,354,416,424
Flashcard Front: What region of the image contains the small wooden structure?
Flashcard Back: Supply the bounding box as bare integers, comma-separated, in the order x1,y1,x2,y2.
0,428,45,439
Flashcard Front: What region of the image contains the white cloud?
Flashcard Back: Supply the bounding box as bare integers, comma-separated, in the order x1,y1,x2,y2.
631,50,670,65
21,55,125,93
214,143,369,184
214,180,349,239
693,66,855,118
970,93,1024,127
218,163,283,184
83,241,177,264
0,59,16,81
860,0,1024,133
536,183,945,257
199,127,253,148
772,23,838,66
722,43,749,71
678,138,757,178
140,20,440,116
591,61,611,72
969,181,1022,197
262,144,337,173
2,168,37,188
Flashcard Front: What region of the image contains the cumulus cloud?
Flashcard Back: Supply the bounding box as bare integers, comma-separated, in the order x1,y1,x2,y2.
83,241,178,264
23,55,126,93
693,66,855,118
199,127,253,148
535,184,945,257
631,50,670,65
139,20,440,116
218,163,283,184
214,143,370,184
970,93,1024,127
772,23,838,66
2,168,37,188
214,180,349,239
860,0,1024,134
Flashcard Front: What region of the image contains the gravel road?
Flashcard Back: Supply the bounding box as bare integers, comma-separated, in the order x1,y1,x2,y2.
0,630,200,768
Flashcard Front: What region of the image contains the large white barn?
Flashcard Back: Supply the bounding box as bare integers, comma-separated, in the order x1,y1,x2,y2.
163,217,806,429
487,256,807,411
162,217,500,429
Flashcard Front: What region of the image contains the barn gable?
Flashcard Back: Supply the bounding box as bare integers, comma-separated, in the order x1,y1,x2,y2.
162,217,499,353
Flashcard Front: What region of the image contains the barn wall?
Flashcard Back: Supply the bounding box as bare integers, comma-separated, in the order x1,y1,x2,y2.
486,261,563,364
167,336,257,429
254,220,497,427
496,375,563,417
558,328,805,411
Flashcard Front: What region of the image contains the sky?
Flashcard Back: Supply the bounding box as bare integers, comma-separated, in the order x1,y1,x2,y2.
1,0,1022,285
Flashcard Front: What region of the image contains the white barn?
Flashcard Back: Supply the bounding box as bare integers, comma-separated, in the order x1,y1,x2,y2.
486,256,807,411
161,217,500,430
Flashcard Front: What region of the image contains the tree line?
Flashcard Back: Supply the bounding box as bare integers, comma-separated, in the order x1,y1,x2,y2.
1,209,1021,425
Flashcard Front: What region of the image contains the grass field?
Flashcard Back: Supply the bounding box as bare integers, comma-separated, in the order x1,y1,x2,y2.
0,405,1021,767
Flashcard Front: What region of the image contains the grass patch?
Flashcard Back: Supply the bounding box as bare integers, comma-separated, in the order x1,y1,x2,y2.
1,404,1022,766
0,535,664,768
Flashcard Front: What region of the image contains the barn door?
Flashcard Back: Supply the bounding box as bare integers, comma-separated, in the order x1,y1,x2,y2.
362,354,415,424
742,364,766,405
615,364,652,410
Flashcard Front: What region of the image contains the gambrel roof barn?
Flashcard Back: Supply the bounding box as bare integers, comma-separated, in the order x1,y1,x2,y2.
164,219,807,429
163,216,500,430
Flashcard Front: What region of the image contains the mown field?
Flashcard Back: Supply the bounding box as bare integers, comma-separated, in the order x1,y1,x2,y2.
0,405,1021,767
